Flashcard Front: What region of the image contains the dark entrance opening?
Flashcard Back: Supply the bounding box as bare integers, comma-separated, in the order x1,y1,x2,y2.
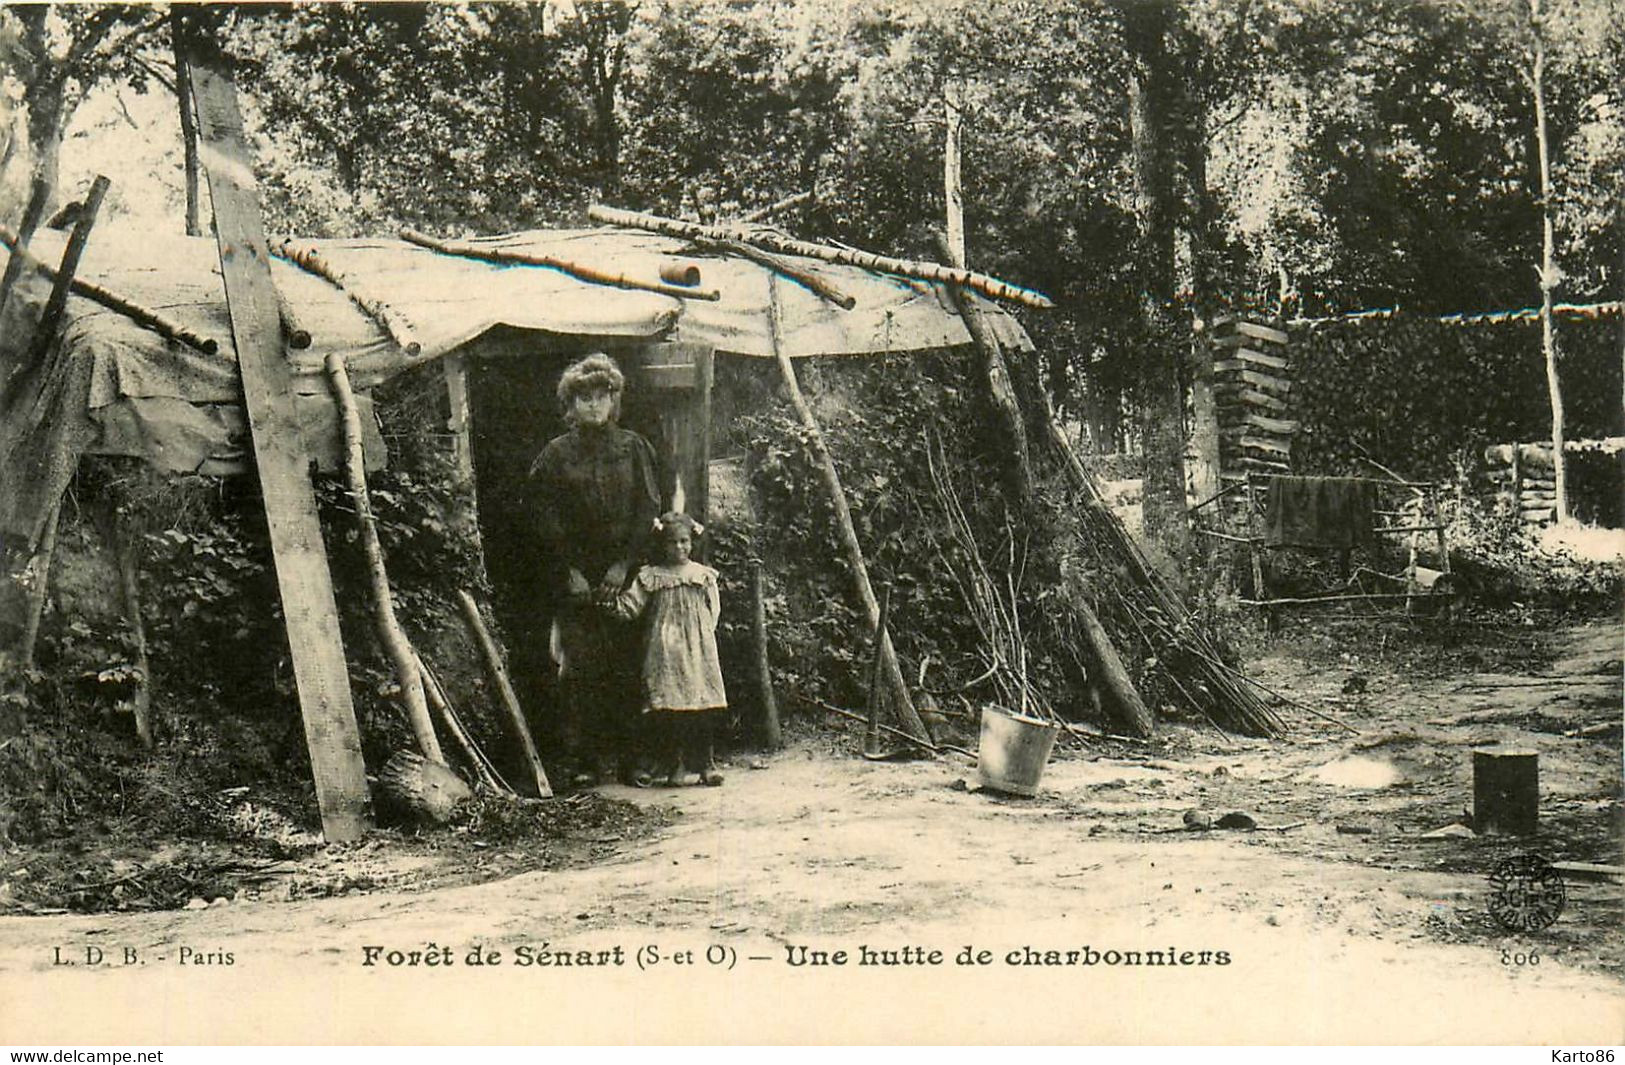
465,335,711,751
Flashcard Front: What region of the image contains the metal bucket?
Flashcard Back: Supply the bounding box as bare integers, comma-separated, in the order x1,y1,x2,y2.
976,706,1061,796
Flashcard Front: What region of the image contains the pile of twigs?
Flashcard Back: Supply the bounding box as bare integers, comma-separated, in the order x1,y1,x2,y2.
923,433,1057,723
1042,415,1285,736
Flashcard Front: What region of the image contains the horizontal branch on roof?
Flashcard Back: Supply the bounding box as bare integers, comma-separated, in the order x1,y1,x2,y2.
709,238,856,310
587,204,1054,310
0,224,221,355
399,227,721,302
273,238,423,356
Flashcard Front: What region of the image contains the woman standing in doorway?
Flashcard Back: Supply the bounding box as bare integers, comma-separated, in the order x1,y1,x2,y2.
529,353,660,787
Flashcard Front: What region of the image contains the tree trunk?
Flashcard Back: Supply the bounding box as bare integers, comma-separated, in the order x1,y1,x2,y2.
939,91,1034,505
173,10,202,237
1117,0,1190,564
1529,0,1567,522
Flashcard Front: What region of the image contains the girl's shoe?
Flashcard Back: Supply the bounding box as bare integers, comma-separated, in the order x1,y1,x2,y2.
666,770,702,787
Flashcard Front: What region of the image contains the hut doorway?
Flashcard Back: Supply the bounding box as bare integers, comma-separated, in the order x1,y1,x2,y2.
465,340,713,741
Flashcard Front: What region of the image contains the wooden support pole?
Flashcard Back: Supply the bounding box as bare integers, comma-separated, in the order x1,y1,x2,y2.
26,175,109,367
190,60,370,842
413,648,512,795
17,497,62,669
934,233,1034,505
865,583,892,756
442,355,474,482
457,589,553,798
768,278,929,742
1074,598,1153,738
695,346,713,553
108,506,153,749
943,80,966,269
750,560,781,749
326,351,444,766
588,204,1054,309
0,173,52,320
0,225,221,354
172,9,201,238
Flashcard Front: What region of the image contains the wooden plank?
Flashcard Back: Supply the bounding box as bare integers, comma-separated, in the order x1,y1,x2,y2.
1237,388,1290,413
1236,347,1290,371
1221,424,1290,441
1237,368,1292,395
1549,861,1624,882
1237,320,1289,345
1244,412,1300,435
190,61,370,843
641,364,697,391
442,355,474,481
622,342,698,370
1238,436,1292,457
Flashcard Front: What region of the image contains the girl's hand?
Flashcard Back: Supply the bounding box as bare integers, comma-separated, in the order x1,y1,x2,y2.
566,568,592,602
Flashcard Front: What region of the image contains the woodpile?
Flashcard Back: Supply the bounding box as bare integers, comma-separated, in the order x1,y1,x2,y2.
1211,317,1297,494
1485,441,1563,527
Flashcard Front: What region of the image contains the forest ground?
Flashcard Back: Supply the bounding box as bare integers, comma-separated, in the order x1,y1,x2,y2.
0,611,1620,1044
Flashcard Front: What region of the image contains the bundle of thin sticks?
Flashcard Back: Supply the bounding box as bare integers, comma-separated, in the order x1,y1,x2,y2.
1041,411,1285,736
923,431,1056,723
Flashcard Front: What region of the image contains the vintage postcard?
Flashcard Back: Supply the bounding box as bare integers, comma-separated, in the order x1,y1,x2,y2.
0,0,1620,1046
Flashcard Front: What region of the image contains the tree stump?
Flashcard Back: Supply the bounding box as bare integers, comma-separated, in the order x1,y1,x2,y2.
378,750,473,827
1473,748,1539,836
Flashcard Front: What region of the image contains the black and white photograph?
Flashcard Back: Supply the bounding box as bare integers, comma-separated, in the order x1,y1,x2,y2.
0,0,1619,1047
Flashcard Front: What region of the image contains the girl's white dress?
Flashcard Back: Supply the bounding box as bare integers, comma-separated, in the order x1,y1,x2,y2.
616,561,727,712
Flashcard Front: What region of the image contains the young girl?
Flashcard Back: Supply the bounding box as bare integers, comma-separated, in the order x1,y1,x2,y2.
615,512,726,786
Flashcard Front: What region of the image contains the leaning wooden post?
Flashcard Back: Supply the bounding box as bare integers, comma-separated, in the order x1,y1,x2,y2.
1073,597,1154,738
17,497,62,669
767,277,929,742
326,351,444,766
750,560,782,749
0,172,52,320
109,507,154,749
25,175,110,368
865,583,893,756
189,60,370,841
457,589,553,798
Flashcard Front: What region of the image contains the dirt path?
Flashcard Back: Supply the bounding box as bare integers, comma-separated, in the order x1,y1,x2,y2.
1,621,1619,1044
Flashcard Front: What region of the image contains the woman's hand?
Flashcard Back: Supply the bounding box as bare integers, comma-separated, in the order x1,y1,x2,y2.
598,560,631,598
566,568,592,602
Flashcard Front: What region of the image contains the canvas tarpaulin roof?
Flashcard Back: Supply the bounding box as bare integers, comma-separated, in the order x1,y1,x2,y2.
0,224,1035,548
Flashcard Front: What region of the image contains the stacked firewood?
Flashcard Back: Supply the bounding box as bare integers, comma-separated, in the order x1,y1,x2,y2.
1211,317,1297,506
1484,442,1562,527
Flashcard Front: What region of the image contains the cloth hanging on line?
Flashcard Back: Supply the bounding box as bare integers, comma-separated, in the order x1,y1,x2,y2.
1263,475,1377,549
